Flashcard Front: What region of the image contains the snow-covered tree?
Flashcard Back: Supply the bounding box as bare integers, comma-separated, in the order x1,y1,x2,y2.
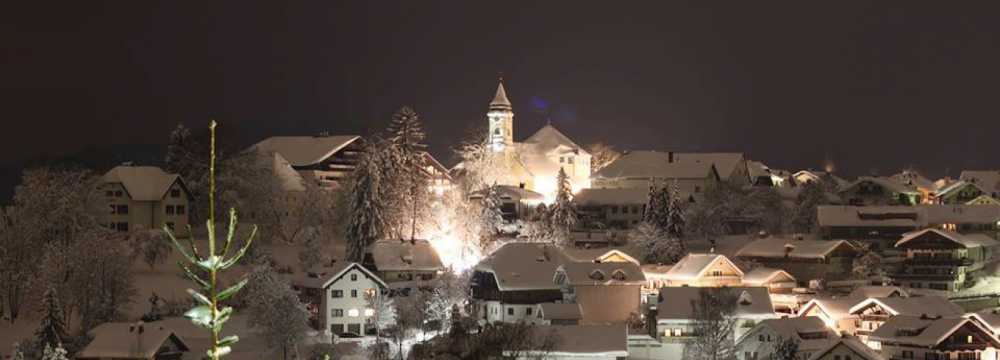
477,183,505,249
298,228,323,271
642,179,658,224
549,168,577,237
385,106,431,241
61,231,137,332
35,286,67,349
346,140,391,262
452,131,519,195
791,181,828,234
424,270,469,335
684,288,738,360
630,223,683,264
131,229,172,270
10,342,25,360
852,243,885,279
586,142,621,173
772,336,799,360
244,265,309,360
387,291,429,359
40,343,68,360
364,290,395,360
665,180,686,240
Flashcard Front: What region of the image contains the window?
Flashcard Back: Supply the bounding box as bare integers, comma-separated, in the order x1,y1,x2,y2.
568,156,574,164
968,335,973,343
171,189,181,198
611,206,619,214
116,205,129,214
672,329,682,336
332,290,343,298
758,334,764,342
176,205,185,215
351,290,358,298
712,270,723,277
166,205,175,215
351,273,358,281
902,350,913,359
695,186,701,193
332,309,343,317
559,157,565,163
507,308,514,316
116,222,129,232
364,308,374,316
348,309,360,317
526,307,533,315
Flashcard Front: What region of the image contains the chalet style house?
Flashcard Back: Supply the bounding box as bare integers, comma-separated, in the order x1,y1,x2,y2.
553,261,645,324
249,134,362,190
362,239,444,294
734,236,858,286
77,322,190,360
654,286,777,357
591,150,724,192
660,253,745,287
839,176,922,206
468,185,544,221
100,165,192,232
574,187,651,229
807,337,886,360
735,317,837,360
817,205,1000,245
935,180,991,205
892,228,999,291
960,170,1000,199
471,243,568,324
868,316,1000,360
291,262,388,337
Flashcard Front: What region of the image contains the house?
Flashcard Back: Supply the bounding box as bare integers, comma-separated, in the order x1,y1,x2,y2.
817,205,1000,244
892,228,1000,291
792,170,850,190
734,236,858,285
847,286,909,299
248,134,362,190
562,248,640,265
362,239,444,294
807,337,885,360
573,187,654,229
968,195,1000,206
591,150,722,193
748,161,789,187
76,322,189,360
966,310,1000,338
660,253,744,287
513,324,629,360
934,181,989,205
742,267,798,314
101,165,192,232
641,264,674,300
421,152,455,196
735,317,838,360
471,243,569,324
655,287,777,343
839,176,922,206
291,262,388,337
848,296,964,345
534,302,583,325
960,170,1000,199
553,261,646,324
469,185,544,221
868,315,1000,360
797,297,867,334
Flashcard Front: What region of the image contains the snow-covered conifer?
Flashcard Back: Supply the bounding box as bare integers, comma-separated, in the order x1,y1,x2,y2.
549,168,577,237
346,140,390,262
35,286,67,349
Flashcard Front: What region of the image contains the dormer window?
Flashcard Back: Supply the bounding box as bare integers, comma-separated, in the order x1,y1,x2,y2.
612,270,626,281
738,291,753,306
589,270,605,281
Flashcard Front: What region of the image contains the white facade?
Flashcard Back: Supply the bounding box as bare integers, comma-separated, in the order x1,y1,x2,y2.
482,300,543,324
307,264,387,336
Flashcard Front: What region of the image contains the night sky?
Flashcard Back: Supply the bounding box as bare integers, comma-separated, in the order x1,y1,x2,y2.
4,2,1000,184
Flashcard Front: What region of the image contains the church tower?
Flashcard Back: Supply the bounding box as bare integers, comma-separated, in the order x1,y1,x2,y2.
487,80,514,152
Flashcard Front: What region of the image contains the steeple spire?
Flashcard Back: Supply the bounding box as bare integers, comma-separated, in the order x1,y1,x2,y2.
490,79,512,110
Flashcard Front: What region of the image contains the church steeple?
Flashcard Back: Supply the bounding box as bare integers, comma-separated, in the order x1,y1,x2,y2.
487,78,514,152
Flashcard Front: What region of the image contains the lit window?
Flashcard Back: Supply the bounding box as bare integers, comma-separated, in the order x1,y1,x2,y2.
348,309,360,317
673,329,682,336
568,157,574,164
968,335,973,343
332,290,343,298
364,309,374,317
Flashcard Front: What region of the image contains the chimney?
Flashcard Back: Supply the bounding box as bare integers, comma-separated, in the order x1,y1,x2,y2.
668,152,674,163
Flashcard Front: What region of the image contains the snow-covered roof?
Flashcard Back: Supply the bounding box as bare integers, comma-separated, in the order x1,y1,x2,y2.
870,316,1000,348
807,337,885,360
742,267,795,286
490,81,512,110
656,287,773,321
817,205,920,227
890,170,936,191
266,152,308,192
592,150,719,180
521,124,587,154
735,237,856,260
561,247,640,265
848,296,963,317
292,262,387,290
662,253,744,281
934,180,986,198
470,185,544,201
841,176,920,195
673,152,746,180
249,135,360,167
960,170,1000,192
474,242,570,291
367,239,444,272
968,309,1000,333
518,324,628,357
102,165,188,201
894,228,1000,249
555,261,645,286
573,187,648,205
539,302,583,321
741,317,836,353
848,286,909,299
797,297,865,321
78,322,189,359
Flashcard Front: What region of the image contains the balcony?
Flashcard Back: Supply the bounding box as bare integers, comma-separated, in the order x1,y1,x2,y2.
903,257,973,266
891,272,958,280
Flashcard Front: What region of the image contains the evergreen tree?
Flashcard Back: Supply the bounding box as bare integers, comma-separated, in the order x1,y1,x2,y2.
346,141,390,262
298,228,323,270
478,183,504,249
41,343,68,360
665,180,685,239
549,168,577,238
385,106,431,240
791,181,827,234
642,178,657,224
35,286,67,349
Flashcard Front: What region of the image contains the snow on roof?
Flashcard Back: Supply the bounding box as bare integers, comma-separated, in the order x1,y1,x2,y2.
870,316,1000,348
656,287,773,321
561,247,640,265
556,261,646,286
807,337,885,360
249,135,360,167
895,228,1000,249
367,239,444,272
663,253,744,281
960,170,1000,192
641,264,674,276
490,81,512,110
797,297,865,321
521,124,587,154
520,324,628,357
573,187,648,205
848,286,909,299
470,185,545,201
267,152,308,192
891,170,936,190
539,302,583,321
848,296,964,317
742,267,795,286
673,152,745,180
291,262,387,290
744,317,836,352
842,176,920,195
921,204,1000,224
934,180,986,198
592,150,719,180
968,309,1000,333
735,237,856,260
78,321,189,359
816,205,1000,227
102,165,187,201
475,242,571,291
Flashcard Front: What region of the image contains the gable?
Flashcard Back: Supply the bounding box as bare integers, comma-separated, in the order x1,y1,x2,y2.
896,230,965,250
937,321,1000,350
702,256,742,278
324,263,388,289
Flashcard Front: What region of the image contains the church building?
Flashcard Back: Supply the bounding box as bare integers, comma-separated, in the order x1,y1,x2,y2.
484,80,591,202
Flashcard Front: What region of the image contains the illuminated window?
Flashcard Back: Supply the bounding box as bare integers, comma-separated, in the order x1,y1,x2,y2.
348,309,360,317
672,329,682,336
364,309,374,317
968,335,973,343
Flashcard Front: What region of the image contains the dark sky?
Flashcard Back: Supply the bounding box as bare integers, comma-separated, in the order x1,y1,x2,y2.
4,1,1000,179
